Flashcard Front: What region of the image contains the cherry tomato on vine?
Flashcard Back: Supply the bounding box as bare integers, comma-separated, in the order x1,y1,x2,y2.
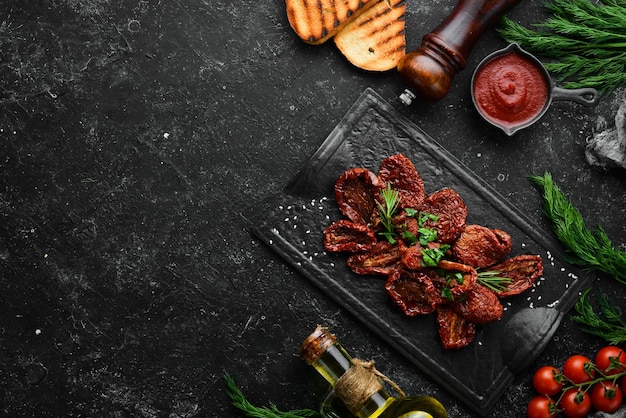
559,388,591,418
562,354,595,384
527,395,557,418
595,345,626,376
532,366,564,396
591,381,623,413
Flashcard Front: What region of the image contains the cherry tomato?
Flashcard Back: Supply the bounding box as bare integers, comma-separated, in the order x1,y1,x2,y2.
559,388,591,418
527,395,557,418
591,381,623,413
562,354,595,384
595,345,626,376
533,366,564,396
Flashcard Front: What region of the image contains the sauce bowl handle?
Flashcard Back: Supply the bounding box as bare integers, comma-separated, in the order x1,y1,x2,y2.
551,87,600,106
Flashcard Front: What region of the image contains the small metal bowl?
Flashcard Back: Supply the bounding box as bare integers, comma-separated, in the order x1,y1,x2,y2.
471,43,600,136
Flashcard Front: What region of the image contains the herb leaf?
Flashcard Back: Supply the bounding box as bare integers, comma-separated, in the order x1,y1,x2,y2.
225,373,321,418
422,244,450,267
498,0,626,93
530,172,626,284
571,288,626,345
418,227,438,245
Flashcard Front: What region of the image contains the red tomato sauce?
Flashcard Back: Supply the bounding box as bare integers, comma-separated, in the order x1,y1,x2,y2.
473,50,549,129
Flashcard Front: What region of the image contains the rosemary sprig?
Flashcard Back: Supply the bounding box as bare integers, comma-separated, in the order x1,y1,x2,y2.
477,270,513,293
378,184,401,243
225,374,321,418
530,173,626,284
571,288,626,344
498,0,626,93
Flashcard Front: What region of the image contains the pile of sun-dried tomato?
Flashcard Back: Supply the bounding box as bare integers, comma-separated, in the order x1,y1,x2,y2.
323,154,543,349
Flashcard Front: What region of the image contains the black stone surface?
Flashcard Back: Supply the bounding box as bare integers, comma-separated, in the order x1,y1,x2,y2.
1,1,625,417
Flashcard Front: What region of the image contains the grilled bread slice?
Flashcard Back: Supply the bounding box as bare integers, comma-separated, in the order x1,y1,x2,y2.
333,0,406,71
286,0,379,45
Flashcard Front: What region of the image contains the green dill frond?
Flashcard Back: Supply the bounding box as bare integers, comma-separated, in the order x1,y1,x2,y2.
530,173,626,284
225,374,321,418
497,0,626,93
572,288,626,345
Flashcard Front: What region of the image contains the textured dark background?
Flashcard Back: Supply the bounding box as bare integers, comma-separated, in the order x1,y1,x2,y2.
1,1,624,417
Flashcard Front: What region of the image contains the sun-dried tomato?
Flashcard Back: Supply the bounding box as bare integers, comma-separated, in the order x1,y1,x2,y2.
451,224,512,268
393,211,419,240
385,270,442,316
489,254,544,297
399,241,424,270
450,284,504,324
436,305,476,350
334,168,381,225
432,260,477,299
377,154,425,211
420,188,467,243
323,220,377,253
346,241,402,276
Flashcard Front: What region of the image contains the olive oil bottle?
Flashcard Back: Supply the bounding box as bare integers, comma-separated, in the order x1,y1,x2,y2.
300,325,448,418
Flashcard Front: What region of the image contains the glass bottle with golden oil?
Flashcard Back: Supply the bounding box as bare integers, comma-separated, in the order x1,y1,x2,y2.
300,325,448,418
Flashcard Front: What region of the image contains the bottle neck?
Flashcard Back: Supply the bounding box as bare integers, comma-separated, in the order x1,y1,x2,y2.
311,345,394,418
309,344,352,385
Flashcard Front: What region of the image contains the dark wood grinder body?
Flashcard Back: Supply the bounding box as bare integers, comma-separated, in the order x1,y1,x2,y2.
397,0,523,102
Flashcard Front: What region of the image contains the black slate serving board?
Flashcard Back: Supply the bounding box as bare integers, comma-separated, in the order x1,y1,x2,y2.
251,88,592,416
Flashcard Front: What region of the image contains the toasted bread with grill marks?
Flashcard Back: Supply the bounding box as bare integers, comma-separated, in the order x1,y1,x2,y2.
286,0,379,45
333,0,406,71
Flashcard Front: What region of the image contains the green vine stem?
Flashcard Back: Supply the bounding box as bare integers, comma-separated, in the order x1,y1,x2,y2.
550,362,626,409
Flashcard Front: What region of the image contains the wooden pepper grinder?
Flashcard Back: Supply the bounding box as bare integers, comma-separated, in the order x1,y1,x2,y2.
397,0,523,103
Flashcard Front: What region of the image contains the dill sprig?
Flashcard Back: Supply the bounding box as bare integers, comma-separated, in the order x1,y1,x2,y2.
498,0,626,93
477,270,513,293
571,288,626,344
378,184,401,243
225,374,321,418
530,173,626,284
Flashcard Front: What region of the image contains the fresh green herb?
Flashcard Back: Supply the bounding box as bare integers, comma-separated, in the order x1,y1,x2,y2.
571,288,626,344
225,374,321,418
498,0,626,93
440,272,465,301
401,229,419,245
393,210,441,246
376,187,447,271
379,231,397,245
378,184,401,244
418,211,439,226
422,244,450,267
530,172,626,284
416,211,439,245
418,227,438,245
477,270,513,293
405,208,418,217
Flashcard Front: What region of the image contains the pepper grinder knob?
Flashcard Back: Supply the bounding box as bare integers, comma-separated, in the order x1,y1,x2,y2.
397,0,523,103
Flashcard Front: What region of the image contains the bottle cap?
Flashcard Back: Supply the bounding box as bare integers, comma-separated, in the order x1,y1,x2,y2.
300,325,337,364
